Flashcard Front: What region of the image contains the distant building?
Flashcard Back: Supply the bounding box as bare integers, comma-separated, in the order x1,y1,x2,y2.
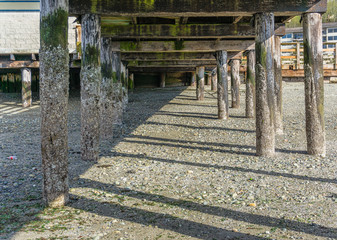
0,0,77,54
282,22,337,48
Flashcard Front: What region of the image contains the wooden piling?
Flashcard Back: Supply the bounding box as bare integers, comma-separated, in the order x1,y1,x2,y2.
255,12,276,157
206,72,211,85
196,66,205,100
245,50,255,118
216,51,229,120
303,13,325,156
81,14,101,162
100,38,114,139
211,70,217,91
112,51,123,130
129,73,134,91
296,42,301,70
160,73,166,88
121,62,128,110
230,59,241,108
40,0,69,207
21,68,32,108
274,36,283,134
191,72,196,86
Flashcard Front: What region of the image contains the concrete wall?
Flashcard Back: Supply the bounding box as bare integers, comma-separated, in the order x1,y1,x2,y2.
0,12,77,54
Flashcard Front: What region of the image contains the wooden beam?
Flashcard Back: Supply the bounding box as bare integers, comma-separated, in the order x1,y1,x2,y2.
0,61,39,68
102,23,254,39
122,51,242,61
128,66,197,72
114,40,255,52
69,0,327,16
122,52,215,61
181,17,188,24
233,16,243,24
275,24,286,36
303,12,325,156
128,60,217,66
282,69,337,77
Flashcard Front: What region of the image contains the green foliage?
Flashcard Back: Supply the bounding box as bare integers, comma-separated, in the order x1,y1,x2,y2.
287,0,337,28
323,0,337,22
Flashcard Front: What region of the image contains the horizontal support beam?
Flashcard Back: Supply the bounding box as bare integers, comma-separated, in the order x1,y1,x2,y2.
102,23,254,39
122,52,215,61
128,66,245,73
122,51,242,61
114,40,254,52
282,69,337,77
0,61,39,69
129,66,198,72
128,60,217,67
69,0,327,16
102,23,285,39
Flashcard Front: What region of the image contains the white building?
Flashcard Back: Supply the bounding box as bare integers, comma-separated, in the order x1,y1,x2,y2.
282,22,337,48
0,0,77,54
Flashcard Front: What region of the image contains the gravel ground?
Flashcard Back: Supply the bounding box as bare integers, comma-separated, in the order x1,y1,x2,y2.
0,82,337,240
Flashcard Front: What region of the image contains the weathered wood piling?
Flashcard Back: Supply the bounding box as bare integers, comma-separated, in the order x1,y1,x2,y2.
100,37,114,139
191,72,196,86
211,70,217,91
21,68,32,108
81,14,101,162
245,50,255,118
230,59,241,108
112,51,123,129
196,66,205,100
121,62,128,111
255,12,276,157
160,73,166,88
40,0,69,207
216,50,229,120
303,13,325,156
274,35,283,134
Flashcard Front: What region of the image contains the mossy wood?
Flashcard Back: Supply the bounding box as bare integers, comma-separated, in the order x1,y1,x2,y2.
122,52,241,61
128,60,216,67
69,0,326,16
40,0,69,207
80,14,102,162
102,23,254,38
100,37,115,139
113,40,255,52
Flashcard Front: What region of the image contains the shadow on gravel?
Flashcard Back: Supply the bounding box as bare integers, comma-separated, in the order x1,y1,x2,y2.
229,115,248,119
0,86,332,239
70,179,337,239
1,87,191,237
154,112,217,120
168,102,217,108
124,135,307,156
145,121,256,133
109,152,337,185
69,194,268,240
123,139,256,156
